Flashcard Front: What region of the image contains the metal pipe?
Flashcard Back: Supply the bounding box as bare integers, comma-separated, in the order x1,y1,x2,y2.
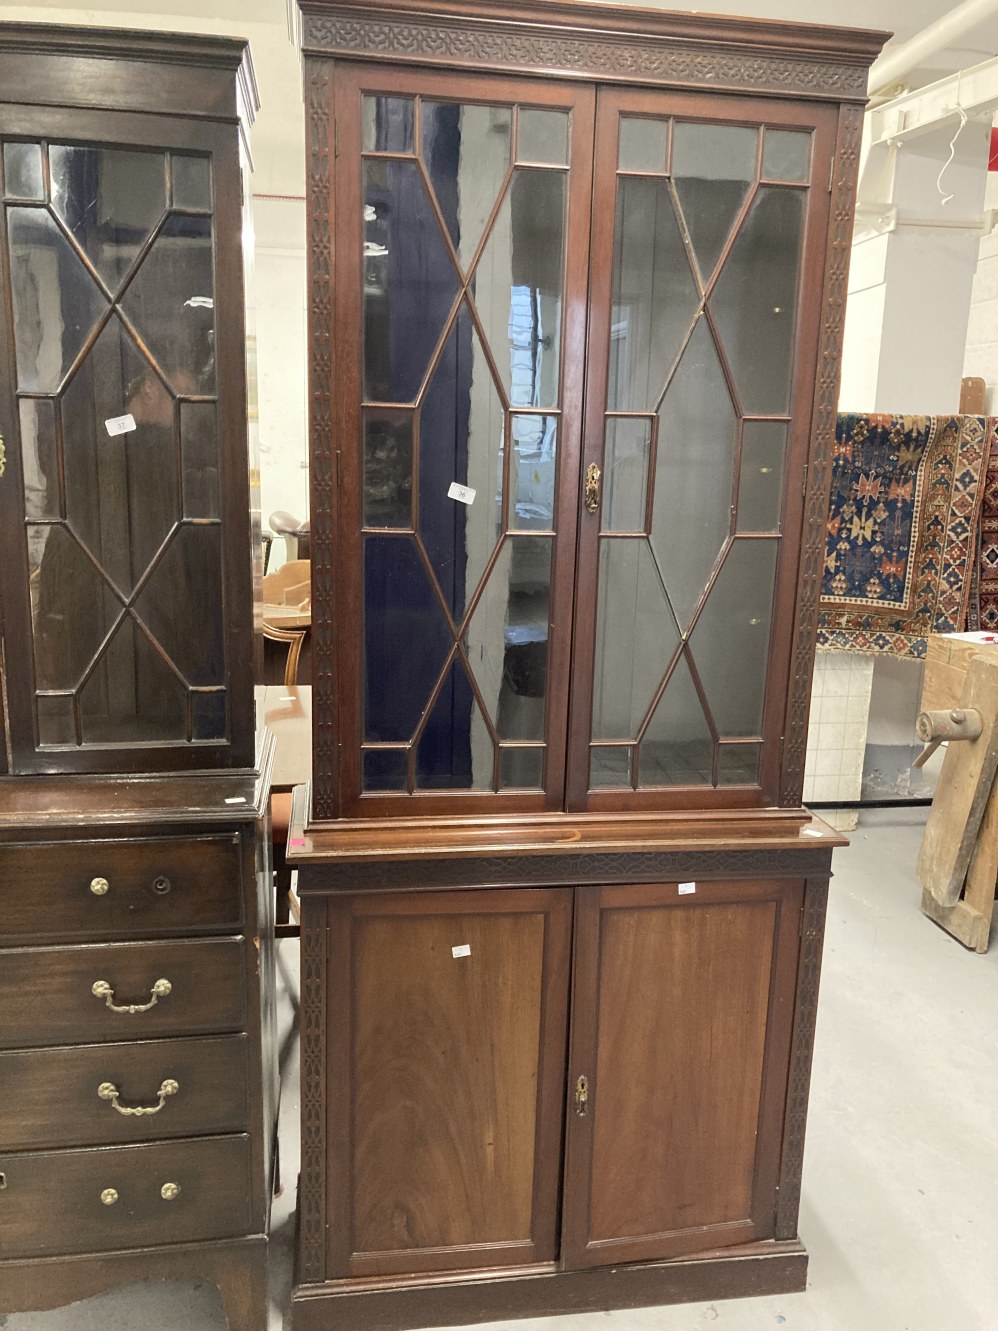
869,0,998,95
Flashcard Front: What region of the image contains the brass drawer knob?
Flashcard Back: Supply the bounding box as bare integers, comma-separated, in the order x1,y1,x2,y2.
160,1182,181,1201
92,978,172,1014
90,877,110,896
97,1078,179,1117
100,1188,119,1206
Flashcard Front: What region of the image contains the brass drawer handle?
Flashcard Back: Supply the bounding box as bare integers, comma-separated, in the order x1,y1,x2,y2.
160,1181,181,1201
100,1187,119,1206
97,1078,179,1117
90,877,110,896
92,978,172,1014
584,463,601,513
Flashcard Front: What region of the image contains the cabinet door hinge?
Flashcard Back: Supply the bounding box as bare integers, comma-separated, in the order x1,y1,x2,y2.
334,121,340,158
801,462,809,498
829,157,835,193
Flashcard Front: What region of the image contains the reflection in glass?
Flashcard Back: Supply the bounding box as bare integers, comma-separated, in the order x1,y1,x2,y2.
37,694,75,747
710,187,804,415
590,745,632,788
121,213,216,394
364,409,413,528
474,168,565,409
3,142,44,200
518,109,569,165
500,746,544,789
607,177,700,413
28,523,121,691
639,653,713,787
689,538,779,737
50,144,167,292
363,747,409,792
191,690,227,741
591,538,679,741
653,315,737,630
737,421,787,532
8,206,109,392
362,96,415,154
509,414,556,531
363,158,459,404
672,122,757,286
416,660,493,790
364,534,453,743
603,417,651,532
423,102,511,270
172,155,212,211
718,743,761,785
19,399,59,520
79,615,187,743
180,401,220,519
618,118,668,173
762,129,811,183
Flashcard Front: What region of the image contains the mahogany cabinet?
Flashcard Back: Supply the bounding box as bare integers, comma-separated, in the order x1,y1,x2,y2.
288,0,888,1326
0,27,275,1330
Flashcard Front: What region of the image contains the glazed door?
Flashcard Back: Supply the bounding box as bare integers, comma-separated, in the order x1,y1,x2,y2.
324,64,594,819
568,88,839,811
561,877,803,1267
323,887,572,1278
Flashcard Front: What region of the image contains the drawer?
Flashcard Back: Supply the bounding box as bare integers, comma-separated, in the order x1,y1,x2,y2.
0,938,248,1049
0,835,243,942
0,1035,249,1150
0,1134,252,1260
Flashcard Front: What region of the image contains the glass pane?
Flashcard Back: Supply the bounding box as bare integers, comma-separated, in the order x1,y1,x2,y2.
718,743,761,785
120,213,216,394
364,534,454,743
416,660,493,790
467,536,551,742
509,414,556,531
172,154,211,210
590,745,632,788
710,187,805,416
7,206,109,391
518,109,569,165
363,748,409,792
591,538,679,741
135,524,225,687
362,96,415,154
61,316,179,594
500,746,544,789
419,304,504,620
4,142,44,199
79,615,187,744
603,417,651,532
37,694,75,746
363,158,459,403
50,144,167,292
607,177,699,413
28,524,121,690
762,129,811,183
639,653,713,787
672,122,757,286
364,409,413,528
618,118,668,173
737,421,787,532
422,102,511,271
474,168,565,409
689,538,779,737
20,399,59,519
653,315,737,630
191,690,227,741
180,401,220,519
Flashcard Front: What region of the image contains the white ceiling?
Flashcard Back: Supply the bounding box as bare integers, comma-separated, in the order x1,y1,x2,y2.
3,0,998,195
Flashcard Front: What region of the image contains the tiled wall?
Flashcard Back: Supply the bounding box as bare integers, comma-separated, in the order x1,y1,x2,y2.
803,652,875,832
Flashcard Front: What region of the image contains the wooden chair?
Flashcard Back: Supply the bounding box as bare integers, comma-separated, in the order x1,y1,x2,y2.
261,621,306,691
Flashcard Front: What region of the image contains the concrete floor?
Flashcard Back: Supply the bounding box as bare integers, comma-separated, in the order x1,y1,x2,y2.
6,809,998,1331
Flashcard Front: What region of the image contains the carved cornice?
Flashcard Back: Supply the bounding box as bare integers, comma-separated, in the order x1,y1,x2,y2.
300,7,876,100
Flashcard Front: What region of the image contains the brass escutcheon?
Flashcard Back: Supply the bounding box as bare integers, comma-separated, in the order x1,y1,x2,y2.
574,1073,590,1116
584,463,601,513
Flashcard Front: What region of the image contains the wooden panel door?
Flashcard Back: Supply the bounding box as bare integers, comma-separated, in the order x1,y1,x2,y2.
324,886,572,1278
561,877,803,1267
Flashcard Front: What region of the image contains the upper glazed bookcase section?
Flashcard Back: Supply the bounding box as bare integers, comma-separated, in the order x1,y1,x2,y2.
296,0,890,102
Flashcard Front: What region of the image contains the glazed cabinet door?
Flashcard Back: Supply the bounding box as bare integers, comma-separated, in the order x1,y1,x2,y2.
561,877,803,1267
323,887,572,1278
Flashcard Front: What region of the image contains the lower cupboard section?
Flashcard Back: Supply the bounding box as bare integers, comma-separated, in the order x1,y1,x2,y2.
0,1134,253,1260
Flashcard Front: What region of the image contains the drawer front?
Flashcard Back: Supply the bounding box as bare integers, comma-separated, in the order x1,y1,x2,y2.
0,836,243,942
0,1035,249,1150
0,1134,253,1260
0,938,248,1049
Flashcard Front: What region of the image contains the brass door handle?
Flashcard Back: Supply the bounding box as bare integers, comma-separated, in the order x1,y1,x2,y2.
92,978,172,1014
574,1073,590,1116
97,1078,179,1117
584,463,601,513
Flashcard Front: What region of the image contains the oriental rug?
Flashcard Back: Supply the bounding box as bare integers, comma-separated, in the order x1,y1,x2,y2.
966,417,998,631
816,413,988,659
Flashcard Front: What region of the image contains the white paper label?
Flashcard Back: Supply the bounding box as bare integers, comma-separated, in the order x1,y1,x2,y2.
447,482,476,506
451,943,472,958
105,413,136,437
678,881,696,895
802,828,824,838
224,796,247,805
